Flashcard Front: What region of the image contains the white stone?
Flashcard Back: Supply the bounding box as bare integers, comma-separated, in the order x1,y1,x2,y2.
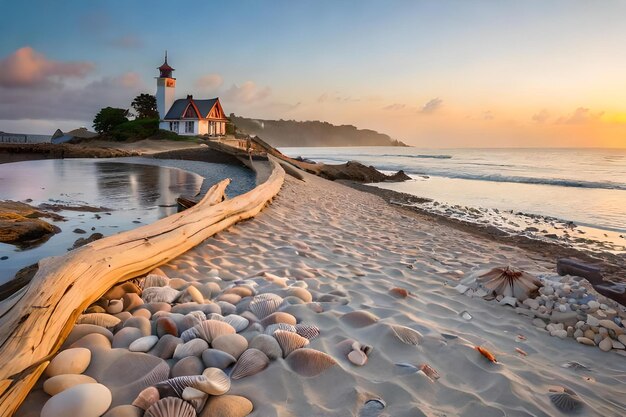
455,284,469,294
348,349,368,366
576,337,595,346
598,337,613,352
542,286,555,296
550,329,568,339
46,348,91,377
499,296,517,307
129,335,159,352
523,298,540,310
586,315,600,327
41,383,111,417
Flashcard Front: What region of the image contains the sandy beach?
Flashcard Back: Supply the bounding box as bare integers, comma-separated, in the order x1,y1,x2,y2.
15,163,626,417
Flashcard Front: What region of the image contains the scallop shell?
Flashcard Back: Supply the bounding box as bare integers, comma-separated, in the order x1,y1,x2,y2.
142,287,180,304
182,311,207,330
131,386,160,410
390,325,423,345
419,363,440,381
295,323,320,340
341,311,379,328
201,349,237,370
145,397,196,417
273,330,309,357
182,387,208,413
222,314,250,332
260,312,297,327
286,348,338,377
76,313,121,328
264,323,297,336
249,295,283,319
475,346,498,363
173,338,209,359
201,367,231,395
249,334,283,360
478,266,542,301
181,320,236,343
155,375,217,397
549,391,584,413
230,348,269,380
142,274,170,289
211,333,249,359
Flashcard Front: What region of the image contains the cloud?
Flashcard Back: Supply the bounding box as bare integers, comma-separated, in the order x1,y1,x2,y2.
0,47,94,89
0,72,145,123
557,107,604,125
110,35,143,49
224,81,271,104
483,110,494,121
532,109,550,123
195,74,224,92
420,98,442,114
317,92,360,103
383,103,406,111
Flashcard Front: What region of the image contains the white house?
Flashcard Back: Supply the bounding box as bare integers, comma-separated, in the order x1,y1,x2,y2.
156,53,228,136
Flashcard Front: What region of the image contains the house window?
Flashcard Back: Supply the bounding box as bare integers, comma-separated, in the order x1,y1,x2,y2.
171,122,179,132
185,121,194,133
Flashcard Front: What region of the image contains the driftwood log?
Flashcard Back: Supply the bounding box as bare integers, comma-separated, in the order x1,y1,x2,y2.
0,157,285,416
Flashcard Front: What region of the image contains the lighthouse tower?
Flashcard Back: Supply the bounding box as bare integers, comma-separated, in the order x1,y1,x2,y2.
156,52,176,129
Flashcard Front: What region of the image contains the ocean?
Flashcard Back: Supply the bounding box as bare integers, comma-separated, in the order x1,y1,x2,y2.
280,147,626,254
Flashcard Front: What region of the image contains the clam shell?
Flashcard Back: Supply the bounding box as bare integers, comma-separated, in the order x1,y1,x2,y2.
222,314,250,333
142,274,170,289
260,312,297,327
273,330,309,357
264,323,297,336
249,334,283,360
202,349,237,370
181,320,236,343
181,387,208,413
212,334,249,359
131,386,160,410
341,311,379,328
285,348,337,377
142,287,180,304
173,338,209,359
183,311,207,330
390,325,422,345
145,397,196,417
295,323,320,340
77,313,121,328
549,392,584,413
419,363,440,381
201,367,231,395
155,375,215,397
249,296,283,319
230,348,269,380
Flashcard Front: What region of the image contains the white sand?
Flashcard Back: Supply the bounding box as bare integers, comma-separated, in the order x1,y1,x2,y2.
159,170,626,416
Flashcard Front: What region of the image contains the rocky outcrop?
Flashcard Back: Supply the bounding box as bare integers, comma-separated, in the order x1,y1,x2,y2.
0,143,139,163
0,201,62,248
314,161,411,183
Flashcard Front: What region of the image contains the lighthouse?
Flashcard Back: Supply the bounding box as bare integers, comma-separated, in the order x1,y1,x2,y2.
156,52,176,130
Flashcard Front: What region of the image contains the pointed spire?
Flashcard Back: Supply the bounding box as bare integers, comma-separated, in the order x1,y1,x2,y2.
158,51,174,78
165,50,168,64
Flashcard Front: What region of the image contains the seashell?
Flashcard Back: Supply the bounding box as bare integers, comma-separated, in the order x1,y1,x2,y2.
202,348,237,370
249,334,283,360
129,335,159,353
171,356,205,377
181,320,236,343
561,361,591,371
549,390,584,413
460,311,472,320
173,338,209,359
212,333,249,359
145,397,196,417
254,292,284,302
217,301,237,316
348,349,367,366
182,387,208,413
148,334,183,359
419,363,440,381
273,330,309,357
207,313,225,321
142,286,180,304
515,347,528,356
475,346,498,363
260,312,297,327
156,317,178,338
477,266,542,301
172,302,220,316
142,274,170,289
183,311,207,330
131,386,160,410
390,325,423,345
201,367,231,395
295,323,320,340
202,395,253,417
222,314,250,332
517,334,527,341
77,313,121,329
154,375,216,397
230,348,270,380
286,348,337,377
249,295,283,319
389,287,410,298
359,398,386,417
106,299,124,314
395,362,419,373
264,323,297,335
341,310,379,328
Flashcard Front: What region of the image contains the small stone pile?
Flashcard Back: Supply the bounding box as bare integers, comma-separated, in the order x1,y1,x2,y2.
455,269,626,355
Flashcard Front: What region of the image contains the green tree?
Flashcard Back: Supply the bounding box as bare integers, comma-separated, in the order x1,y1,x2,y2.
131,93,159,119
93,107,130,134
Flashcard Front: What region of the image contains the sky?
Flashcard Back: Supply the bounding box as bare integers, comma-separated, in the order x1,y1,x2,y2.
1,0,625,148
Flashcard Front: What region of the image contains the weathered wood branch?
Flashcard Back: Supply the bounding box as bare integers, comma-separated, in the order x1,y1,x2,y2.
0,157,285,416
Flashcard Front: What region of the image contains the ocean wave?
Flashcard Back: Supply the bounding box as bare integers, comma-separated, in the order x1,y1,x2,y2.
404,171,626,191
380,154,452,159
